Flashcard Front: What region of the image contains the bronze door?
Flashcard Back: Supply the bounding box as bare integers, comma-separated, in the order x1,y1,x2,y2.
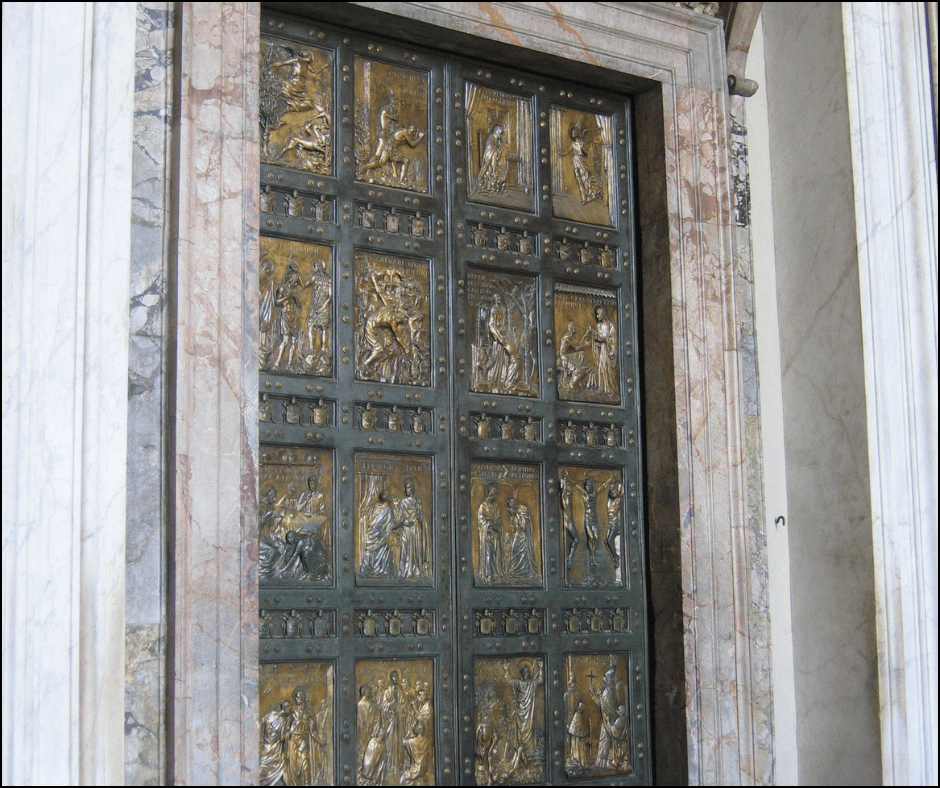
257,11,650,786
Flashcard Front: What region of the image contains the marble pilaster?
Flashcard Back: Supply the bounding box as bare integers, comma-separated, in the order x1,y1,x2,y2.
843,4,939,784
172,3,260,784
2,2,136,784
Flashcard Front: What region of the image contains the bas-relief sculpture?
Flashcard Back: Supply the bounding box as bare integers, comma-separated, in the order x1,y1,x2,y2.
563,655,631,778
260,237,333,377
550,106,614,227
559,466,625,587
355,453,433,584
471,462,542,588
355,58,429,193
260,662,334,786
356,659,436,786
354,251,431,387
260,36,333,174
473,657,545,785
467,269,538,397
464,83,534,212
553,283,620,405
259,448,333,584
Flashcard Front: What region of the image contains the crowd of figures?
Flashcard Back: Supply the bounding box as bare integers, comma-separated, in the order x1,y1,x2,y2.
259,475,331,582
260,255,333,377
476,484,538,586
260,687,331,786
358,478,431,582
474,659,545,786
470,280,538,396
357,670,435,786
564,665,631,775
559,471,624,576
555,304,619,403
355,265,430,386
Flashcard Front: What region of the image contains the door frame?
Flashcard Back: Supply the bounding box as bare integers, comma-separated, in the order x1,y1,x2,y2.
170,3,773,784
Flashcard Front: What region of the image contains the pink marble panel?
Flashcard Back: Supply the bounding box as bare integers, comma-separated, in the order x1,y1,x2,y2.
173,3,260,785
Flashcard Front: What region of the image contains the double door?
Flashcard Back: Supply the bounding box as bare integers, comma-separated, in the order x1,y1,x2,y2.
257,10,650,785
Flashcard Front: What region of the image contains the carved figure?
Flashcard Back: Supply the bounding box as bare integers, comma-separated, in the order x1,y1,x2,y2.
557,321,590,392
477,483,503,584
568,125,604,204
474,696,498,785
358,95,426,188
560,471,579,570
272,265,304,372
286,686,325,786
586,305,618,398
605,484,624,568
396,477,430,579
590,665,628,770
260,257,276,363
575,476,601,567
505,660,544,771
567,700,590,769
472,281,536,396
282,109,331,167
303,259,332,369
478,123,507,193
357,684,385,784
358,489,403,580
260,701,291,786
506,496,537,579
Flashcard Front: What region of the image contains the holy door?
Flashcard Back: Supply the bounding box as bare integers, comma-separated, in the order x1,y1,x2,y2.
257,10,650,785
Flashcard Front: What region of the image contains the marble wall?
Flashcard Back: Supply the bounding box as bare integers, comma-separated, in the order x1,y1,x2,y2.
126,3,175,784
761,3,881,784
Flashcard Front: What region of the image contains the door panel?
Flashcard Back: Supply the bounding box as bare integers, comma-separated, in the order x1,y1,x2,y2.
258,10,649,786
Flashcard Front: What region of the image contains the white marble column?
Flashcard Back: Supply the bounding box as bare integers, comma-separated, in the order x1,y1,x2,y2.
843,4,939,785
1,2,136,785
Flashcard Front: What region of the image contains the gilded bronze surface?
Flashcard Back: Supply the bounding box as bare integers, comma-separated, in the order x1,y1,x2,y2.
471,462,542,588
356,658,436,785
464,83,534,212
355,58,429,192
260,237,333,377
260,661,334,786
260,448,333,584
355,453,433,585
558,465,624,587
354,251,431,386
563,654,631,778
467,269,538,397
554,283,620,404
550,106,615,226
473,656,545,785
260,37,333,174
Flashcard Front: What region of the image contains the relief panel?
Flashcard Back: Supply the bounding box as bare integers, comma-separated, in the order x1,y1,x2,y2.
260,237,334,377
355,57,429,193
467,269,539,397
354,452,433,585
260,661,334,786
259,448,333,585
260,37,333,174
354,251,431,387
563,654,632,779
464,83,534,212
471,462,542,588
550,105,615,226
553,283,620,405
558,465,625,587
473,656,546,785
356,658,436,785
